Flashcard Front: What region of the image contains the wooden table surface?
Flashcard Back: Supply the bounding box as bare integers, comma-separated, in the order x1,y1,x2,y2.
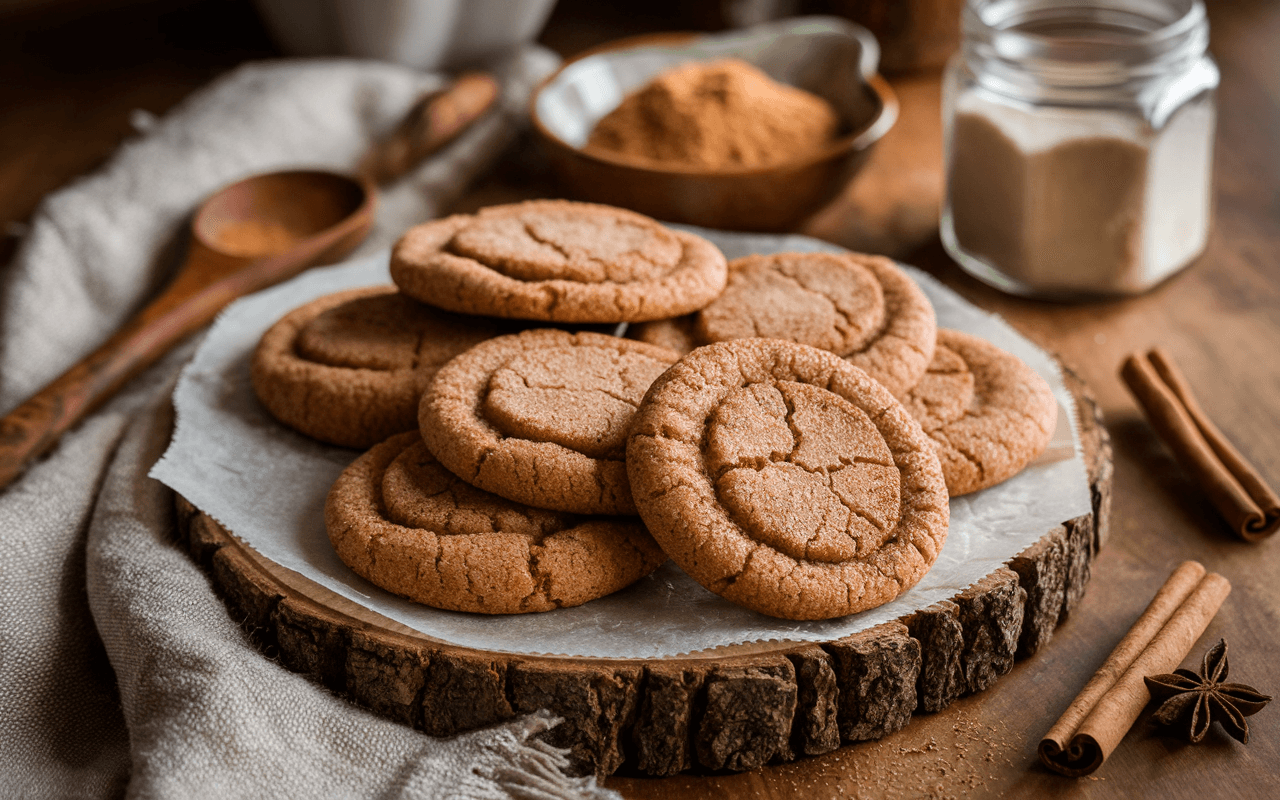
2,1,1276,798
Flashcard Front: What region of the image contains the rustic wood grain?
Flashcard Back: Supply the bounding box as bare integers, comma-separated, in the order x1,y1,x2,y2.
695,658,797,771
902,601,964,712
509,661,643,777
631,664,704,776
174,484,1097,777
955,569,1025,696
825,622,921,743
420,652,514,738
785,646,842,758
346,628,429,728
1008,530,1068,659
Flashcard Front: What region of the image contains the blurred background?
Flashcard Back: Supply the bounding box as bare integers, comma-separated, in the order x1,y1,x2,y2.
0,0,961,257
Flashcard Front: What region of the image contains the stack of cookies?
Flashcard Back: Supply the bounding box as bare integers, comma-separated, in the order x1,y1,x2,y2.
251,200,1057,622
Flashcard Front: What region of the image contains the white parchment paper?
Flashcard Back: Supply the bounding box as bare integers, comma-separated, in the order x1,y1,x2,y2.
151,228,1091,659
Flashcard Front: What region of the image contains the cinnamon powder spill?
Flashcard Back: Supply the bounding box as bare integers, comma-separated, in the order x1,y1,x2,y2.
609,704,1022,797
758,706,1022,800
585,58,839,170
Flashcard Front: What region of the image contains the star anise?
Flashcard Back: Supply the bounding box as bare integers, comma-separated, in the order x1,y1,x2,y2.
1144,639,1271,743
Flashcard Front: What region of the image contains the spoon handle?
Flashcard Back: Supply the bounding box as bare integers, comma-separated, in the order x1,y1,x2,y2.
0,284,230,490
358,72,499,183
0,217,370,491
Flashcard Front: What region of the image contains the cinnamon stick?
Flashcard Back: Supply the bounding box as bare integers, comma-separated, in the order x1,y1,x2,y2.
1121,348,1280,542
1039,561,1231,776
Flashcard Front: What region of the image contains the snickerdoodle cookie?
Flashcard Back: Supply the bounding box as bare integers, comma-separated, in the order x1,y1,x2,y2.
627,338,950,620
900,329,1057,497
389,200,727,323
327,432,665,614
251,287,511,448
420,328,679,515
629,252,936,397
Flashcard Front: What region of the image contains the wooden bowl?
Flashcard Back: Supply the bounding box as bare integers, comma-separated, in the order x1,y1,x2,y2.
531,17,898,232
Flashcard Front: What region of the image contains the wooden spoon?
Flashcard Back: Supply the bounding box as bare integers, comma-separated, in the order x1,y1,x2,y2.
0,169,376,490
0,70,502,491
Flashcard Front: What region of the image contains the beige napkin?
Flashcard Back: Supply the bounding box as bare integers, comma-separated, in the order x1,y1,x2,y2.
0,50,619,800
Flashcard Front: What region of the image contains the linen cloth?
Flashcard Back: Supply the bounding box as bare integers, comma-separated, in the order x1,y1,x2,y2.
0,49,620,800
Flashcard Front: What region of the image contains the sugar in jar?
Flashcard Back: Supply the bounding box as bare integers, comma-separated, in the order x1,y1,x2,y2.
942,0,1218,297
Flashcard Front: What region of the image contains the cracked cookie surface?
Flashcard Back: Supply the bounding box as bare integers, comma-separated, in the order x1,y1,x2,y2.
629,252,936,397
901,329,1057,496
420,328,679,515
251,287,514,448
627,338,949,620
327,432,666,614
390,200,727,323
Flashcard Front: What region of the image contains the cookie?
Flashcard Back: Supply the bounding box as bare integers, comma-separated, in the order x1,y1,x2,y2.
627,338,950,620
629,252,936,397
251,287,512,448
390,200,728,323
420,328,679,515
327,432,666,614
900,329,1058,496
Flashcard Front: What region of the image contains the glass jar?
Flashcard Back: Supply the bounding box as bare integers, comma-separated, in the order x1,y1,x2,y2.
941,0,1218,298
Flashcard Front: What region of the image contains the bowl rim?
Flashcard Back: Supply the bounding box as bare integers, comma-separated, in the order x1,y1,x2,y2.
529,22,899,178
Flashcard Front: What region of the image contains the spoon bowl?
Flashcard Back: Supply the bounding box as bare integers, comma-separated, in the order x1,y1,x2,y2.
0,168,377,490
195,170,371,259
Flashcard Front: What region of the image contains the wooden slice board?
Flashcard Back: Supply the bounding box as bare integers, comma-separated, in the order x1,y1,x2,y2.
175,365,1110,780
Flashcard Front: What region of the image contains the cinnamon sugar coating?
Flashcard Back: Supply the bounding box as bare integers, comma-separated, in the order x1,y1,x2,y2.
629,252,936,397
901,329,1058,496
251,287,511,448
627,338,949,620
390,200,727,323
420,329,679,515
327,433,665,614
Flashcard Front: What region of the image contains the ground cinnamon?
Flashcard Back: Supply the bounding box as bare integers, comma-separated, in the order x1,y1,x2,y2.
585,58,839,170
214,219,297,258
1121,348,1280,542
1039,561,1231,777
